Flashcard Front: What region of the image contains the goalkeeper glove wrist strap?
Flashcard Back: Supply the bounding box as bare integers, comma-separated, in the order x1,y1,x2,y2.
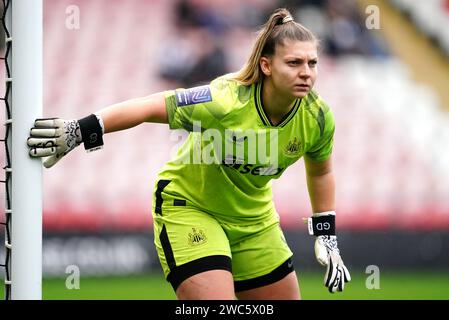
78,114,104,152
308,211,336,236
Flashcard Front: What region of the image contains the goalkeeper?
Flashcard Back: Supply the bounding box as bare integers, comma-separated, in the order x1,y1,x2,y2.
27,8,350,299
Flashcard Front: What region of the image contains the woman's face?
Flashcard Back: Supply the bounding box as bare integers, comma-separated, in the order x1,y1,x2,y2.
262,39,318,99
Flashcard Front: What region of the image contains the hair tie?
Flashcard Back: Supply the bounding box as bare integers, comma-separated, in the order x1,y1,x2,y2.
282,15,294,24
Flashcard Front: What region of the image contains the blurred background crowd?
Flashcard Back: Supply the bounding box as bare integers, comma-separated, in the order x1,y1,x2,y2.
158,0,389,88
1,0,449,282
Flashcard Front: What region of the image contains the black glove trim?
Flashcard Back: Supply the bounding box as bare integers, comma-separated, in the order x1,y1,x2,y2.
308,214,335,236
78,114,104,152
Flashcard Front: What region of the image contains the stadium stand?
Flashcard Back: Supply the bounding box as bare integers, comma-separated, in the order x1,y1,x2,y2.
391,0,449,55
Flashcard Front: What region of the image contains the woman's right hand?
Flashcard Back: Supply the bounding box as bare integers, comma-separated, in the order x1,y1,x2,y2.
27,118,82,168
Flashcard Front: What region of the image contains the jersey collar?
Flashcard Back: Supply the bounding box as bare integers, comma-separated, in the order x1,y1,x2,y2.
254,81,301,128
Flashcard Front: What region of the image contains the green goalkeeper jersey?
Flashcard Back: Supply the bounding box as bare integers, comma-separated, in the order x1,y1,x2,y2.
157,75,335,223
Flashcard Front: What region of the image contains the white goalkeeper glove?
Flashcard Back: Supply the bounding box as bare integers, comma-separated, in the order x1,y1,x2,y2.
27,114,104,168
307,211,351,293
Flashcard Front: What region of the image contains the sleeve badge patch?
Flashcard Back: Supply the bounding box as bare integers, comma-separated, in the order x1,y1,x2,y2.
175,85,212,107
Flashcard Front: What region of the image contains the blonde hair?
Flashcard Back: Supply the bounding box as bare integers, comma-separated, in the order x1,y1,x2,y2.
231,8,317,86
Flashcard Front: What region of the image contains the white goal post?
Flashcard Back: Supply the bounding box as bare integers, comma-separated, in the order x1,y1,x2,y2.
6,0,43,300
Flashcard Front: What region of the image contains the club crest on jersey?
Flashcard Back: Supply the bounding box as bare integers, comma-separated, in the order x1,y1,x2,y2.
284,137,302,157
175,85,212,107
188,228,207,246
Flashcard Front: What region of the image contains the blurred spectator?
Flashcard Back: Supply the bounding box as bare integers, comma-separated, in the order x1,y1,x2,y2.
175,0,230,35
292,0,388,57
323,0,388,57
175,0,276,32
158,26,227,87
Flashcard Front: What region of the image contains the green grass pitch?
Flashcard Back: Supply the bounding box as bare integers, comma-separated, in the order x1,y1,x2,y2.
2,270,447,300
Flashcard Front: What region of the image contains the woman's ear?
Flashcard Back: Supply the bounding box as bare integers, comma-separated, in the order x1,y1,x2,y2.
260,57,272,76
